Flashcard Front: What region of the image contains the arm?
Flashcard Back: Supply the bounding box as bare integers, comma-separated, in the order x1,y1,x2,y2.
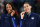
1,14,5,27
37,15,40,27
20,12,25,27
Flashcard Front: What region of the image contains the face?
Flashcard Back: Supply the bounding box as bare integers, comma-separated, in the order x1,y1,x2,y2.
24,3,32,13
6,4,12,13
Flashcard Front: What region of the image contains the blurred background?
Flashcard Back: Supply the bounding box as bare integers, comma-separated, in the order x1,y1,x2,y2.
0,0,40,22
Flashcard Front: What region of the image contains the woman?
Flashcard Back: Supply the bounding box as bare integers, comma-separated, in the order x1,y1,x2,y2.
1,2,18,27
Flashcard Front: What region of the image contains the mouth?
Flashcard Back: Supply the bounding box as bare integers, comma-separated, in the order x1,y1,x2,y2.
8,9,12,11
25,10,28,12
25,10,27,12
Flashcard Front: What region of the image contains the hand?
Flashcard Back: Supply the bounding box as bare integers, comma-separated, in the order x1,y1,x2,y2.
20,11,25,19
11,10,15,16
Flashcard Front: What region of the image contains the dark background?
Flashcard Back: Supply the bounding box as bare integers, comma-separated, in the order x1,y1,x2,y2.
0,0,40,23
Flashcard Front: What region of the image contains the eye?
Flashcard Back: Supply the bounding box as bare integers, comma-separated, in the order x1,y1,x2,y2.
6,7,8,8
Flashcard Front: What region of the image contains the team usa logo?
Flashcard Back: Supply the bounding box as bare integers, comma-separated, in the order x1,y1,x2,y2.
31,17,34,20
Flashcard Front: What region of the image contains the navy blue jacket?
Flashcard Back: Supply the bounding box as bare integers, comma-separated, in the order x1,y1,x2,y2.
20,12,40,27
1,14,17,27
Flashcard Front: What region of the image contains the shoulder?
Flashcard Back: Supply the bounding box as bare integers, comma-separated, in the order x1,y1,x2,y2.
31,12,40,20
1,14,5,17
1,14,7,16
31,12,39,17
31,12,40,19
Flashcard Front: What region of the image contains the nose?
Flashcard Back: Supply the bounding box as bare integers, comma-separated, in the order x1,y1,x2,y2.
7,8,10,10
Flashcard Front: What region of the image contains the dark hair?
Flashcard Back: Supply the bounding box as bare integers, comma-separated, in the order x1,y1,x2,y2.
24,2,31,6
3,2,19,20
3,2,15,14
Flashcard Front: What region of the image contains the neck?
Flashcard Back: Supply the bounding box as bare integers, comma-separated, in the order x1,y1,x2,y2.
8,12,10,14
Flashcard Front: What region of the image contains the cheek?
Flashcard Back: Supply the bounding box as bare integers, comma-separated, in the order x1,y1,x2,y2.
10,7,12,10
27,8,29,10
6,9,8,12
24,8,26,10
24,8,25,10
26,9,30,11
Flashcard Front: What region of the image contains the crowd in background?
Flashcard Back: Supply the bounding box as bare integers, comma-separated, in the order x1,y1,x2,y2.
0,0,40,19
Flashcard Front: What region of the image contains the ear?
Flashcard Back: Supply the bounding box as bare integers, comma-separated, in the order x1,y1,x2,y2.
30,6,32,8
29,5,32,9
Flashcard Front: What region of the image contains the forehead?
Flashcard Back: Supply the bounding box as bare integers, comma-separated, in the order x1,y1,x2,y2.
6,4,11,7
24,3,30,6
